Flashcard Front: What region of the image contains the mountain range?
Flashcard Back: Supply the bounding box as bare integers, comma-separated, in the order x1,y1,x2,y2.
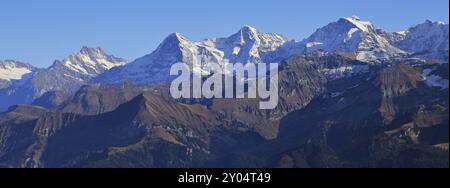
0,16,448,167
1,17,448,111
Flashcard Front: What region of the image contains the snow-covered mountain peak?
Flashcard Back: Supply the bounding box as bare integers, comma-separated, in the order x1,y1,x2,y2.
0,47,129,107
236,25,259,42
93,26,289,84
211,26,288,61
341,16,374,32
423,19,447,26
51,46,127,76
166,32,189,43
348,15,361,20
218,26,287,49
215,25,261,48
395,20,449,53
79,46,107,57
212,26,288,64
406,20,449,35
155,32,192,53
241,25,258,32
300,16,404,61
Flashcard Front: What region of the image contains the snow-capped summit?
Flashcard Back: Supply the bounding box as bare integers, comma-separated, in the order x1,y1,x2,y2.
28,46,128,95
0,47,128,111
223,25,260,45
0,60,37,89
93,26,289,84
52,46,127,76
299,16,405,61
93,33,200,84
395,20,449,53
149,32,196,64
157,33,191,51
212,25,288,64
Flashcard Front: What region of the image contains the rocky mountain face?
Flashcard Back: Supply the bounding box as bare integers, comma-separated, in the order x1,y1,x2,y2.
23,47,127,97
0,47,127,111
396,20,449,52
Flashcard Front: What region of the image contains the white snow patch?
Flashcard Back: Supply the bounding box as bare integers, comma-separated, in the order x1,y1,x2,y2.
346,28,359,40
306,42,323,48
232,47,241,55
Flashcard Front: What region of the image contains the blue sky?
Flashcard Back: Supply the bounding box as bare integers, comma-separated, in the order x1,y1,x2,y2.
0,0,448,68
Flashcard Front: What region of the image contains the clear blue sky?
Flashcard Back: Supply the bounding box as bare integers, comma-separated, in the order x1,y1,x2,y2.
0,0,448,68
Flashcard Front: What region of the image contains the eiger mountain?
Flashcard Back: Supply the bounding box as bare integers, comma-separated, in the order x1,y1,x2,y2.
0,16,448,168
0,47,127,111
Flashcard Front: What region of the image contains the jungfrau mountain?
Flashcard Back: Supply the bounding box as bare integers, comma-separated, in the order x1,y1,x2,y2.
295,16,406,61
